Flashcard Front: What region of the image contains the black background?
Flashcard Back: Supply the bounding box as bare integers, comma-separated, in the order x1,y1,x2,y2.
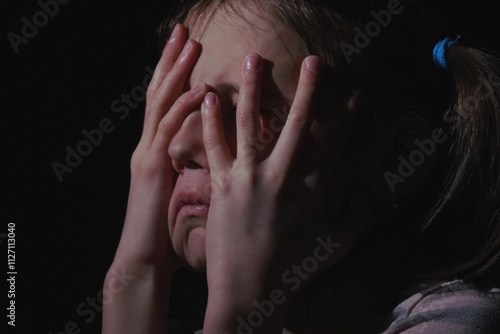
4,0,500,333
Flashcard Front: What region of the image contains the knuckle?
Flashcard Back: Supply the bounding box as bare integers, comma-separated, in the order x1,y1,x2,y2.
130,148,170,179
133,157,170,179
130,150,142,170
145,92,157,107
149,94,171,113
146,88,155,100
299,69,320,85
240,146,257,161
232,166,256,186
157,117,173,136
238,109,256,128
130,152,146,175
203,135,220,152
174,94,189,108
241,75,257,86
300,76,319,86
202,111,215,123
211,170,232,194
265,169,284,188
130,144,147,171
147,97,162,113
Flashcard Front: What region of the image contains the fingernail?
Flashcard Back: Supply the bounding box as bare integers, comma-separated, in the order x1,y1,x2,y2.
246,54,263,70
191,84,204,94
306,56,321,73
169,24,181,44
204,92,216,106
182,40,193,55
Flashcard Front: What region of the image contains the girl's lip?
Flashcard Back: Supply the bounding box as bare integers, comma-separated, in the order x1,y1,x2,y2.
174,191,210,218
177,204,209,218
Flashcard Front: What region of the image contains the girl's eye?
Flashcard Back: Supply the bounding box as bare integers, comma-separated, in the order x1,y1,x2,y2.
232,103,274,115
230,103,285,131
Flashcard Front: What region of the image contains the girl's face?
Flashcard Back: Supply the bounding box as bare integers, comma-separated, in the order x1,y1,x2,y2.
167,5,309,271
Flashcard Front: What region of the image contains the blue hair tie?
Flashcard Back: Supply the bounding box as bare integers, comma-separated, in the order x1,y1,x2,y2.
433,37,458,71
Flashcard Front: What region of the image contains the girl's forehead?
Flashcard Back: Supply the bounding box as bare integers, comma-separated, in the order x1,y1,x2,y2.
189,3,308,102
192,2,305,53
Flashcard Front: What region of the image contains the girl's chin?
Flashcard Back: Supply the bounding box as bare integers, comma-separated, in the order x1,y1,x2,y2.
183,226,207,272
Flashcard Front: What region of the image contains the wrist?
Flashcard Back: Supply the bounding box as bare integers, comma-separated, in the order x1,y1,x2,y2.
102,263,174,334
107,257,178,287
203,289,289,334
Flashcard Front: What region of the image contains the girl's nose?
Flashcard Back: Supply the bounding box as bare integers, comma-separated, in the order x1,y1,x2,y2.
168,111,209,174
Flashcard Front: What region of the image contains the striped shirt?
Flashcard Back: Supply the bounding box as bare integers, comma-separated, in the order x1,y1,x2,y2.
377,280,500,334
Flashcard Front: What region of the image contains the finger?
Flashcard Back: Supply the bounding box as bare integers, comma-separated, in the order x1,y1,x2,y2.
201,92,233,173
270,56,322,169
142,39,202,147
149,83,208,161
148,24,188,93
236,54,263,163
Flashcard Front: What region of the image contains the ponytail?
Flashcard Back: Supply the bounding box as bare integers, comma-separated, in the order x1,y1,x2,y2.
427,45,500,279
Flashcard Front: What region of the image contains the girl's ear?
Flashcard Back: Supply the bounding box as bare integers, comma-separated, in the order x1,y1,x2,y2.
359,115,439,205
317,84,438,220
318,87,368,221
312,84,362,143
322,113,438,226
346,88,362,114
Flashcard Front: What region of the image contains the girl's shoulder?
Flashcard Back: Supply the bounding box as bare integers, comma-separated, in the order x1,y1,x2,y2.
376,279,500,334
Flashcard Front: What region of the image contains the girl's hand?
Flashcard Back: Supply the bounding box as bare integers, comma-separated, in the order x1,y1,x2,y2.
103,24,205,334
201,54,372,333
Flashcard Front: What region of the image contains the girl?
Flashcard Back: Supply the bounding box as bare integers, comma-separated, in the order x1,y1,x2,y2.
103,0,500,333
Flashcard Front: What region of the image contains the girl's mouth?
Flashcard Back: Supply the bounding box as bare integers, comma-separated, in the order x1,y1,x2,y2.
174,191,210,218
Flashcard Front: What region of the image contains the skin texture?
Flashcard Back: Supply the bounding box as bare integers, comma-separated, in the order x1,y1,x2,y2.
103,3,375,334
168,6,310,272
